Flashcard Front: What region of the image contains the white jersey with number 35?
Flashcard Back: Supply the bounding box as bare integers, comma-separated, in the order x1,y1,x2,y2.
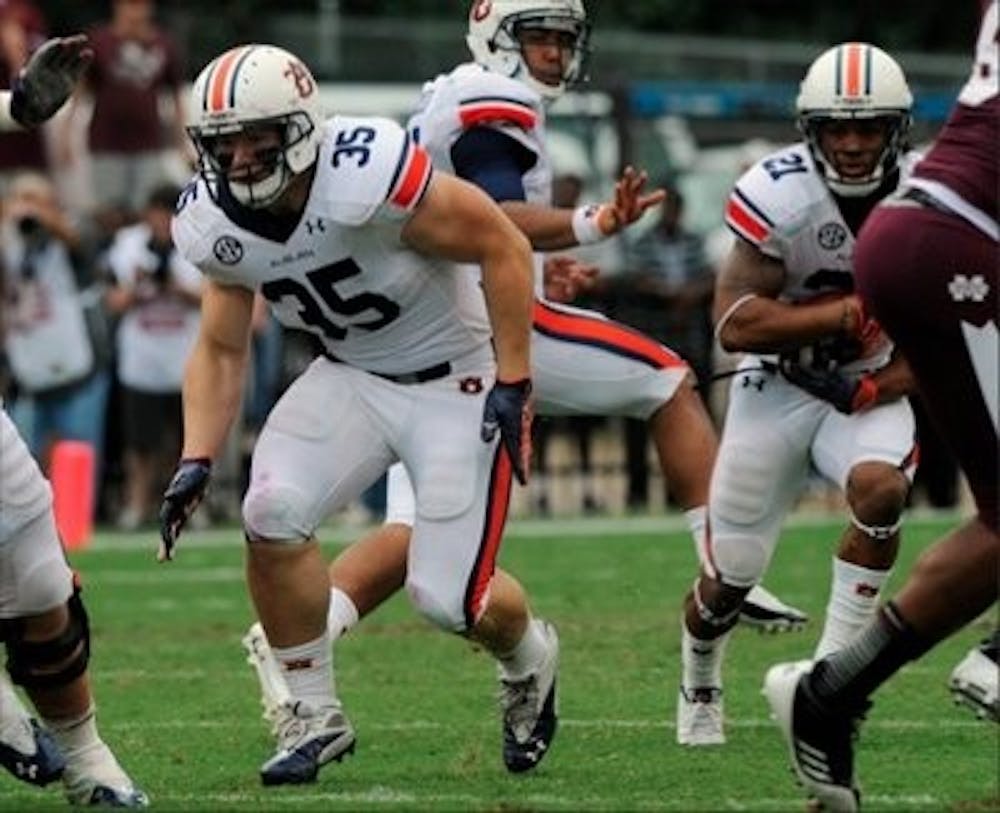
172,115,492,375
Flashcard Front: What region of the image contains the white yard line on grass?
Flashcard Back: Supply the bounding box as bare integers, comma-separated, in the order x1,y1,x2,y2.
102,788,947,811
111,716,983,732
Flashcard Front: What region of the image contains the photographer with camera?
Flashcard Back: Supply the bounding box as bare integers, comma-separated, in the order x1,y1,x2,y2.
0,170,111,470
104,183,201,530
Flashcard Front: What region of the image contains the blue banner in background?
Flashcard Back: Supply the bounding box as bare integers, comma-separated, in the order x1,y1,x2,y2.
629,81,959,121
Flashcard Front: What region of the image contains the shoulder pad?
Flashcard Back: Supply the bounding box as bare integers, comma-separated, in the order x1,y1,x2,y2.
171,177,220,268
452,64,542,131
725,144,815,248
313,116,433,224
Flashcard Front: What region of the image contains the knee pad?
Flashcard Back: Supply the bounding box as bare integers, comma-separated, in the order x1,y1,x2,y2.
405,575,468,634
2,589,90,690
708,531,774,588
242,482,311,541
711,445,780,528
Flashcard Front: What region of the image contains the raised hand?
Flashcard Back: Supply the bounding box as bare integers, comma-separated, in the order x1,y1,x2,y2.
10,35,92,128
596,166,667,236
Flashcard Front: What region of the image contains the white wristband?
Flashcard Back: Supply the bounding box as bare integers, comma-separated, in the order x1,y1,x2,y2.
571,204,605,245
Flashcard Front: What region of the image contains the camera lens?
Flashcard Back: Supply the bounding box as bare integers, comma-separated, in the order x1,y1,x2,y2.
17,216,40,237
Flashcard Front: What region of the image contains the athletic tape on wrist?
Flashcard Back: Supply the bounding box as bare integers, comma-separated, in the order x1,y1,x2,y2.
571,204,605,245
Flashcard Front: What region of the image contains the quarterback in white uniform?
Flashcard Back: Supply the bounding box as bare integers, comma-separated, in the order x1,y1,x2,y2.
0,36,148,807
678,43,919,745
159,44,545,786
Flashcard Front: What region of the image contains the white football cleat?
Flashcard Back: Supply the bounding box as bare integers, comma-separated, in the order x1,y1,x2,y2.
242,621,292,734
0,672,65,786
499,619,559,773
948,638,999,723
740,585,808,633
259,701,356,785
62,742,148,807
676,686,725,746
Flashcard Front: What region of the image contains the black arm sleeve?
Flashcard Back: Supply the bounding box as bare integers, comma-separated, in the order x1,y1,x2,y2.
449,126,538,203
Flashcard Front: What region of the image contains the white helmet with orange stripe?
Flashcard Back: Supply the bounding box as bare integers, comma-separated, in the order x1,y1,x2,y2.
187,44,324,208
796,42,912,197
466,0,590,101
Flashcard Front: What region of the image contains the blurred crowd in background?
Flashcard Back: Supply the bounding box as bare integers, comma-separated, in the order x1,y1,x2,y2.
0,0,966,530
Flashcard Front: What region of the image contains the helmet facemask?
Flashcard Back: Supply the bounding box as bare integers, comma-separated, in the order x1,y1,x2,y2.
187,45,325,209
798,111,911,197
189,111,316,209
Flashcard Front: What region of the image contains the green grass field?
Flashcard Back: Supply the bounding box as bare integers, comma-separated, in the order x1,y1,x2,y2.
2,514,997,811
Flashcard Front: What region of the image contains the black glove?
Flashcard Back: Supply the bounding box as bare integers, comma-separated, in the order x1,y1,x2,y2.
778,359,875,414
10,35,92,128
481,378,533,485
158,458,212,562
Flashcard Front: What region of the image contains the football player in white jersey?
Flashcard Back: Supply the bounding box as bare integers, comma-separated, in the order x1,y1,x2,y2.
241,0,809,777
765,5,998,807
678,42,921,746
159,44,546,785
0,35,148,807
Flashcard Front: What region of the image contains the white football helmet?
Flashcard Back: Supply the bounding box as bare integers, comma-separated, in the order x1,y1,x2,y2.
796,42,912,197
466,0,590,101
187,44,325,208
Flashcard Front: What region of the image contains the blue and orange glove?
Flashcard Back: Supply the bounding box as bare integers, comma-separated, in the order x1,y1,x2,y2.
158,458,212,562
778,361,879,415
481,378,533,485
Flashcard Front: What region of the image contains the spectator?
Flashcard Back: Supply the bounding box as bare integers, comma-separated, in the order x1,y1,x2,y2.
0,171,111,473
56,0,188,217
104,183,201,530
619,185,714,508
0,0,47,189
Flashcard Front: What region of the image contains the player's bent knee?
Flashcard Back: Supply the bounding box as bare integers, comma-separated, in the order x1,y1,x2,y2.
405,576,467,633
847,463,909,532
2,590,90,690
242,483,313,542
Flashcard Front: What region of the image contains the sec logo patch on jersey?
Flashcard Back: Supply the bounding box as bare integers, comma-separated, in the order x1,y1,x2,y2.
817,222,848,250
213,235,244,265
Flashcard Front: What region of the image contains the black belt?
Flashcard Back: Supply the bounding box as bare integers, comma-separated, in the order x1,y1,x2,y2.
901,186,956,216
323,352,451,385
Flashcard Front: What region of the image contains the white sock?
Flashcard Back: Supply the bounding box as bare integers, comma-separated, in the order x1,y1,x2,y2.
327,587,360,641
685,506,708,569
814,557,892,659
498,618,549,681
272,633,335,710
681,622,730,690
45,704,103,761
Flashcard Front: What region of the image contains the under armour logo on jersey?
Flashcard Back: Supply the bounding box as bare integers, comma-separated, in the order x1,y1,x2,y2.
948,274,989,303
305,218,326,235
742,374,765,392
